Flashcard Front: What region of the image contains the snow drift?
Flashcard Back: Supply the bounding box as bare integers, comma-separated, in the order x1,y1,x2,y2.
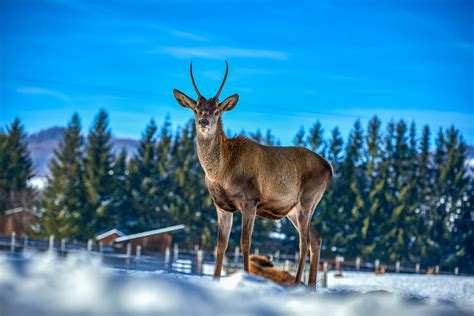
0,251,472,316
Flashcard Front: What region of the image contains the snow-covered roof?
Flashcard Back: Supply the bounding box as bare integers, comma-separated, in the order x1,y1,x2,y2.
114,224,185,243
96,228,126,241
4,207,25,215
3,207,35,216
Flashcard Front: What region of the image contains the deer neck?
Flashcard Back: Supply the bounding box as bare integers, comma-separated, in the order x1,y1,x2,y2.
196,119,227,181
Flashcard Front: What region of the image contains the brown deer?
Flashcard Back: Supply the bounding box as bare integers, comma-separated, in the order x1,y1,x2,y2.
249,255,295,286
173,62,333,291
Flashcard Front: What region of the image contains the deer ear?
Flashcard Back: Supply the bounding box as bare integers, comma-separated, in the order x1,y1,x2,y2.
219,94,239,112
173,89,196,109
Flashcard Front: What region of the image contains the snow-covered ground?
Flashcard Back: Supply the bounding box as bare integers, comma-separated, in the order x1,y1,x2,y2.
0,251,472,316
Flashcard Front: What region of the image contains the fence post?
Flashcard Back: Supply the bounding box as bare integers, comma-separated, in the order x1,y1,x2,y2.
395,260,400,273
294,251,299,265
195,249,203,275
322,262,328,288
234,246,240,264
275,250,280,266
374,259,380,272
304,267,309,285
49,235,54,252
355,256,361,271
10,232,16,252
165,246,170,264
87,239,93,252
415,263,420,274
435,265,439,274
454,267,459,275
223,253,228,267
23,236,28,249
126,243,132,257
335,256,340,271
136,245,142,259
61,238,66,253
255,248,259,255
173,243,179,260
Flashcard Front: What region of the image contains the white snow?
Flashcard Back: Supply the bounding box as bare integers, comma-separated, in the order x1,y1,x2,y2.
0,251,472,316
27,176,48,190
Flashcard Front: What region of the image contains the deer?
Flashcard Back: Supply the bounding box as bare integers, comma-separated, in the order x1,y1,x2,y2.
249,255,295,286
173,62,333,291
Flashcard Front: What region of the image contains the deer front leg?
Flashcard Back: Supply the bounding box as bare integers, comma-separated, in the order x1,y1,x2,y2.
240,208,256,272
287,208,311,285
213,207,233,280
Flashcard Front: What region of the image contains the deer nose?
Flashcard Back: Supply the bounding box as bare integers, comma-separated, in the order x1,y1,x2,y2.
199,118,209,127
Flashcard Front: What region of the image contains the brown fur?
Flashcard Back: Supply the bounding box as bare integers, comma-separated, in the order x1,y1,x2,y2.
173,63,333,291
249,255,295,286
375,266,386,275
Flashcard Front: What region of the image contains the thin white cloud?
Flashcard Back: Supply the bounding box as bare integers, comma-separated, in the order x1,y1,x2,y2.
169,30,209,42
325,74,360,81
150,46,288,61
457,41,474,52
17,87,70,101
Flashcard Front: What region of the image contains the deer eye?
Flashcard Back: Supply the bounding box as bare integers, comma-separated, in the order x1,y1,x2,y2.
215,111,219,116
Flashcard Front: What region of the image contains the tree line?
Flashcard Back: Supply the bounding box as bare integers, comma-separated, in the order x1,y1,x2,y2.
0,111,472,273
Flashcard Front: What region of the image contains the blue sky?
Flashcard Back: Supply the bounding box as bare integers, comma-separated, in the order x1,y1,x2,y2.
1,0,473,145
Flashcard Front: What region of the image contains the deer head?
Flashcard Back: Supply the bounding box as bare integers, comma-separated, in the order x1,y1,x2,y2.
173,61,239,137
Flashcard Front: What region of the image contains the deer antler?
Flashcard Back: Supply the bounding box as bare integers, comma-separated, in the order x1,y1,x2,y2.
214,61,229,100
190,62,202,98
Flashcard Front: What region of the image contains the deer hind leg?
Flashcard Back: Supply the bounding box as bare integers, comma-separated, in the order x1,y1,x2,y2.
213,207,233,280
308,226,322,292
240,207,256,272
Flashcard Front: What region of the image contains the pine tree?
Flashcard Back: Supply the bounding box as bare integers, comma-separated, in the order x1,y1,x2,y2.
341,120,367,259
454,175,473,274
359,116,382,260
83,110,115,239
109,148,136,232
369,121,396,262
306,121,325,155
264,129,279,146
428,128,449,267
317,127,344,257
441,127,470,269
3,118,35,210
416,125,433,261
168,120,214,248
154,116,174,228
293,126,306,147
0,129,8,213
41,114,87,239
128,119,161,232
249,129,263,144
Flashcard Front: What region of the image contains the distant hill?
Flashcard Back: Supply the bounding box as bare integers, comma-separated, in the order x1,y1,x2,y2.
27,127,138,177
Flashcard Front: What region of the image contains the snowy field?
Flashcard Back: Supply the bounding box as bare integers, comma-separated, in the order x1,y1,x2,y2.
0,251,473,316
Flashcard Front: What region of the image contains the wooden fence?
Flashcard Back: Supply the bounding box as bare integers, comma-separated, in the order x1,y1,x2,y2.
0,232,463,285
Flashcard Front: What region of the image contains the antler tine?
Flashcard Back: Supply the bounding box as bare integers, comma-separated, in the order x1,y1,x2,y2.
190,62,201,98
214,60,229,100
